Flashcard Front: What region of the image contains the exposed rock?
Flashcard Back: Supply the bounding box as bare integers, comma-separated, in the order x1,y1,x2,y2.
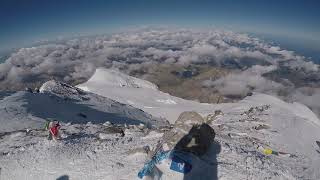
160,111,215,156
206,110,224,123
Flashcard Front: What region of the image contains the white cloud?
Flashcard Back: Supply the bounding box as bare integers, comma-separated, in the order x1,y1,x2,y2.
0,28,318,90
203,65,283,97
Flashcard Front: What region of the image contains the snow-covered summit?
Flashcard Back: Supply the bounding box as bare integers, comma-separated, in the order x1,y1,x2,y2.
80,68,158,91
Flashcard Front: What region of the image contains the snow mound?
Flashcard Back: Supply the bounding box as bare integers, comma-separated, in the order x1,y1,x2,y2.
78,68,158,91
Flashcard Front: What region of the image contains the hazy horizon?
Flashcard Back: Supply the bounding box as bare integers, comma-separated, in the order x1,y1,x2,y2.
1,0,319,53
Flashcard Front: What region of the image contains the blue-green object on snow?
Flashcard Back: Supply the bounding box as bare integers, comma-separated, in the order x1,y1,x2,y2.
138,150,171,179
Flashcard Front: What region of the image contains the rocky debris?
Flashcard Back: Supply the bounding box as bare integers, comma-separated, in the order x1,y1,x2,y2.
116,162,125,168
161,111,205,150
34,87,40,93
126,145,151,156
175,111,204,130
241,105,271,117
206,110,224,123
253,124,270,130
170,66,200,79
239,105,271,123
25,87,33,93
40,80,87,101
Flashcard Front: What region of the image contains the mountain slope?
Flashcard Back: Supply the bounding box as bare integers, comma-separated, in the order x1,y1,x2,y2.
1,96,320,179
77,68,320,125
76,68,320,179
1,68,320,179
0,80,168,133
77,68,218,123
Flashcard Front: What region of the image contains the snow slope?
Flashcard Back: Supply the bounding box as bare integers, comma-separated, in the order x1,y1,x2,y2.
0,80,167,133
76,68,320,179
77,68,320,125
77,68,217,123
1,68,320,179
0,123,158,180
1,99,320,179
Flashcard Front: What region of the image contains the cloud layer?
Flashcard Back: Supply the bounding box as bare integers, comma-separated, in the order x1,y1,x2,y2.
0,28,319,116
202,65,284,97
1,29,318,89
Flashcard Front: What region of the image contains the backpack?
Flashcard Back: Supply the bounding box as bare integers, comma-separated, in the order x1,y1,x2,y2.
44,121,50,130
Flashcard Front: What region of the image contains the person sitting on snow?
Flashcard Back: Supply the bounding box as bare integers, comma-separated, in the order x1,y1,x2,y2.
46,120,61,141
50,121,61,141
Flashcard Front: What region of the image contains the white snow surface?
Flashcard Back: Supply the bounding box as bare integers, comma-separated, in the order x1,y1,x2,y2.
1,68,320,179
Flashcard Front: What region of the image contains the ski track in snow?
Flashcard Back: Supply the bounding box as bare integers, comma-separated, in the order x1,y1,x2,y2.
1,68,320,179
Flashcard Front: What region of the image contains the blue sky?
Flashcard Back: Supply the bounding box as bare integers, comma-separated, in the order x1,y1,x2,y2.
1,0,319,53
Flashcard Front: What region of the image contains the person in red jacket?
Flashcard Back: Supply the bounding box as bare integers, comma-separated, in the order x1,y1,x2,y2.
49,121,61,141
